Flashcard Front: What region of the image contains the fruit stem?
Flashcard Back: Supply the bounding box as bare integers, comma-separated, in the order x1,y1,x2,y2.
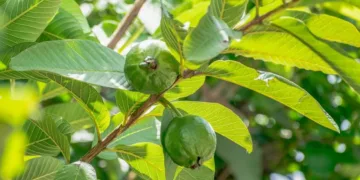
159,97,183,117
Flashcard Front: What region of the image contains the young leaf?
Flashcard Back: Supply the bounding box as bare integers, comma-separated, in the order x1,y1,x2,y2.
10,40,130,89
209,0,248,27
183,14,230,66
164,76,205,100
116,89,149,116
272,18,360,95
37,0,92,41
227,26,335,74
42,73,110,135
0,0,62,51
24,116,71,162
201,60,340,132
14,156,64,180
55,161,97,180
43,103,93,131
113,142,165,180
281,10,360,47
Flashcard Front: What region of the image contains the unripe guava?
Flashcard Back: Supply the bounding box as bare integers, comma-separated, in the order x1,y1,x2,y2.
163,115,217,169
124,40,179,94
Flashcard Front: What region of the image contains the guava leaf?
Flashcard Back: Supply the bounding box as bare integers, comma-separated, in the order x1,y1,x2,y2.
271,17,360,95
209,0,248,27
41,73,110,135
41,82,67,101
14,156,64,180
37,0,92,41
10,40,130,89
183,14,230,66
24,116,71,162
116,89,149,116
201,60,339,132
95,117,160,160
164,76,205,100
0,0,62,51
43,103,93,131
280,10,360,47
55,161,97,180
114,142,165,180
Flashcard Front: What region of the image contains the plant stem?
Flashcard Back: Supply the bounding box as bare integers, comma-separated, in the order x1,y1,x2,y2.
10,79,15,95
107,0,146,49
159,97,183,117
235,0,300,32
255,0,260,18
117,24,145,53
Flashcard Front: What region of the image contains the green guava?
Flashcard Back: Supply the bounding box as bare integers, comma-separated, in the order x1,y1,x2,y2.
124,40,179,94
163,115,217,169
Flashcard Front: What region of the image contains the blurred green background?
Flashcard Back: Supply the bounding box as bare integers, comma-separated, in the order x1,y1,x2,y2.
1,0,360,179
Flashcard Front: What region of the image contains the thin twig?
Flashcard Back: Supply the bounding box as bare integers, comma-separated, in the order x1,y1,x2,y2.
107,0,147,49
235,0,300,32
255,0,260,18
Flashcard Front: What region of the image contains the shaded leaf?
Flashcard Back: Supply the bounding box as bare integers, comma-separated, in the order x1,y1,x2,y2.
41,82,68,101
10,40,130,89
209,0,248,27
116,90,149,116
55,161,97,180
38,0,92,41
24,116,71,162
0,0,62,51
15,156,64,180
201,60,339,132
183,14,230,66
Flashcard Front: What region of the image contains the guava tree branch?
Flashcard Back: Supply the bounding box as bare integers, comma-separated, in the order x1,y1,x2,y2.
107,0,146,49
236,0,300,32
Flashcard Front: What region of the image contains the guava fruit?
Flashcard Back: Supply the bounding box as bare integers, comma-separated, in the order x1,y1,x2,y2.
124,40,179,94
163,115,217,169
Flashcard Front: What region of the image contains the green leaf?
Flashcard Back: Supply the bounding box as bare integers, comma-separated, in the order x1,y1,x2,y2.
96,117,160,160
164,76,205,100
271,17,360,95
55,161,97,180
0,0,62,51
281,10,360,47
160,7,187,61
15,156,64,180
0,70,48,82
38,0,92,41
43,103,93,131
161,101,253,152
24,116,71,162
227,26,336,74
116,90,149,116
183,14,230,65
41,82,67,101
0,42,35,65
10,40,130,89
250,0,276,6
209,0,248,27
201,60,339,132
175,2,210,27
114,142,165,180
42,73,110,135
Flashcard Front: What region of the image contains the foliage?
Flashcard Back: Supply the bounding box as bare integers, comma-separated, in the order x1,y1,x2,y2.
1,0,360,179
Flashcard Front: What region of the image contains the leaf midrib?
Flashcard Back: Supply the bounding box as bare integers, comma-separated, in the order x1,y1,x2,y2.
1,0,46,29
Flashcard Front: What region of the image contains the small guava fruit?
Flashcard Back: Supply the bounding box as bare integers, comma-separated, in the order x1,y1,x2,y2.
163,115,217,169
124,40,179,94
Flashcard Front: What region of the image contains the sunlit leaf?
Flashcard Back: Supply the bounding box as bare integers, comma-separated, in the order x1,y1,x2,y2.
0,0,62,51
116,90,149,116
164,76,205,100
272,17,360,95
15,156,64,180
201,60,339,132
10,40,130,89
114,142,165,180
